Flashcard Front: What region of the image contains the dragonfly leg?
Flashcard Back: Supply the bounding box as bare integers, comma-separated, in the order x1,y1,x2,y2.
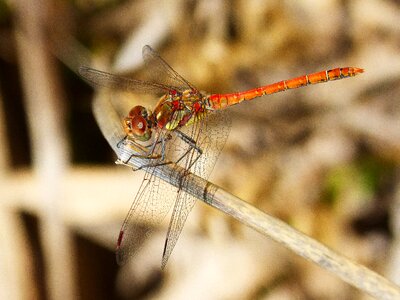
116,135,128,149
116,152,162,167
119,130,203,172
135,160,173,171
174,130,203,173
133,134,173,171
116,136,163,166
144,133,172,160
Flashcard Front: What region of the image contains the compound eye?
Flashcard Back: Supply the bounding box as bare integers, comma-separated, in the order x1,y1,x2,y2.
128,106,147,118
131,115,147,136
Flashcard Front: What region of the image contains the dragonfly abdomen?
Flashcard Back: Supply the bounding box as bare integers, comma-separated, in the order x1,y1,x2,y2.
209,67,363,110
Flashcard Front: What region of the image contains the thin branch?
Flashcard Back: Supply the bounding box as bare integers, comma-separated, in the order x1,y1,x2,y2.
92,90,400,300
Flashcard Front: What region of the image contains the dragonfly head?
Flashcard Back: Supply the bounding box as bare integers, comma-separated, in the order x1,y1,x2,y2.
123,106,152,142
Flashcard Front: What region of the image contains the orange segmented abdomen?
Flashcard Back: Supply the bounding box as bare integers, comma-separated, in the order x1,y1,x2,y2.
209,67,363,110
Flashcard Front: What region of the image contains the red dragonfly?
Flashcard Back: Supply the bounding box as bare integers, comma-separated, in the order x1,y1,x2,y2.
79,45,363,268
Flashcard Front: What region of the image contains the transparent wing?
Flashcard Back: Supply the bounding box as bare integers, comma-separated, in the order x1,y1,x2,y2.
115,131,178,265
161,190,195,268
160,110,231,267
80,46,199,96
142,45,198,92
79,66,180,95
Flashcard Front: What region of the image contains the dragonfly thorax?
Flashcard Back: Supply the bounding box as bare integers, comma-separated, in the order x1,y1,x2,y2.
123,105,153,141
152,90,208,131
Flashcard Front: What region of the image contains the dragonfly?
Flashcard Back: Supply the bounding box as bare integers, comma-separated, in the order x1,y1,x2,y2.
79,45,363,268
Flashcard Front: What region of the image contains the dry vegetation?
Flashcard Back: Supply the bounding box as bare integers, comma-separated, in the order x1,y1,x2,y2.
1,0,400,299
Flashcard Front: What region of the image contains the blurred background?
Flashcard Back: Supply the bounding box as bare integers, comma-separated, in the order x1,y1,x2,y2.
1,0,400,299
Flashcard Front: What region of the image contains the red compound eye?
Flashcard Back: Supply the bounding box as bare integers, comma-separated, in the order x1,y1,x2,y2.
129,106,147,118
131,115,147,136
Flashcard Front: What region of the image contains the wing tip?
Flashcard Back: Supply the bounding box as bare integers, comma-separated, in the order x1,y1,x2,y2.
116,250,125,266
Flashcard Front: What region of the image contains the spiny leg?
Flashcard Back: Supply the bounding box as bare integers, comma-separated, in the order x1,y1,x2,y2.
133,133,173,171
174,130,203,168
117,136,125,148
116,136,148,165
137,130,204,172
116,134,165,166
